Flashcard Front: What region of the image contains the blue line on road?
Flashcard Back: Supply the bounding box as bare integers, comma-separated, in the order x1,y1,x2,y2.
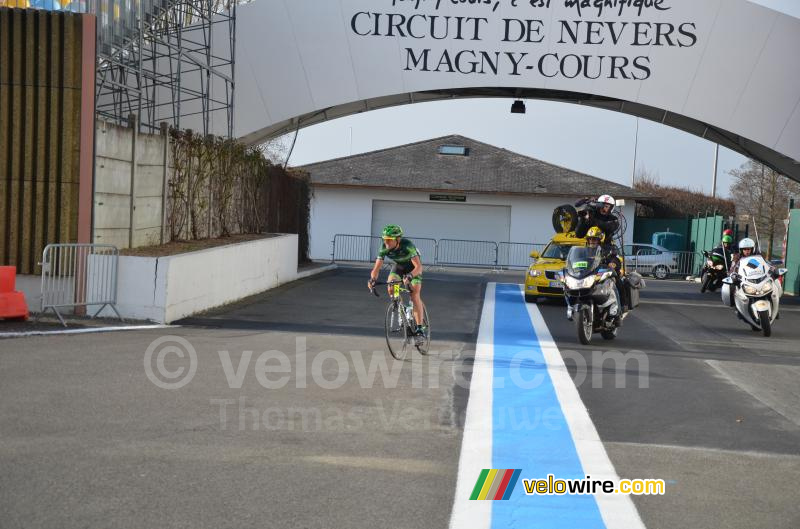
491,284,605,528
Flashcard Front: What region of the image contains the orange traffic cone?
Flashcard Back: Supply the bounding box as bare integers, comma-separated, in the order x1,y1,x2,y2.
0,266,29,321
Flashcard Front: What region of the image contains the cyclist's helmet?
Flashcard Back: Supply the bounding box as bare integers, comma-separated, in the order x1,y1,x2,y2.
722,235,733,244
723,228,734,237
586,226,604,245
382,224,403,238
597,194,615,212
739,238,755,252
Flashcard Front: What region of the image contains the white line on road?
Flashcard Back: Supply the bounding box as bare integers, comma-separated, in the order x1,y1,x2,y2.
449,283,495,529
0,324,175,339
524,290,646,529
640,300,800,312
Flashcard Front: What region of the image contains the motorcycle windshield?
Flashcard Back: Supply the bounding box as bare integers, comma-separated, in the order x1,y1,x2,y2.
565,246,601,279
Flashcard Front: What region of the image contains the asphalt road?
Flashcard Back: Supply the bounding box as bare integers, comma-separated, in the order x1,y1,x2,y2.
1,265,798,529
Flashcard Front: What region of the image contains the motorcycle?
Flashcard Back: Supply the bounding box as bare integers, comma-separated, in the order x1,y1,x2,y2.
700,250,728,292
721,255,787,337
562,246,625,345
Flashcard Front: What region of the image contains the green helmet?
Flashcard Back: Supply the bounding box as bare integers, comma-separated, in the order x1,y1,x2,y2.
722,235,733,244
381,224,403,238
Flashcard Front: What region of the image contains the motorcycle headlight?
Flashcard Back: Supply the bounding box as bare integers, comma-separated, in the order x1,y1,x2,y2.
528,269,541,277
565,275,595,289
759,280,774,294
742,284,757,295
714,265,724,270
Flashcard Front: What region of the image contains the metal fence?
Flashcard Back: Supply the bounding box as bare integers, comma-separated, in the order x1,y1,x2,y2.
498,242,548,269
39,244,122,326
332,235,535,269
435,239,498,268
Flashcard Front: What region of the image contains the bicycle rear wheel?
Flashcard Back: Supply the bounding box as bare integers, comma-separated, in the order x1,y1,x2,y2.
385,302,410,360
416,307,432,355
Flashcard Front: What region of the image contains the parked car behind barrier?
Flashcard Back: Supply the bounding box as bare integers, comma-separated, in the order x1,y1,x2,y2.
623,243,698,279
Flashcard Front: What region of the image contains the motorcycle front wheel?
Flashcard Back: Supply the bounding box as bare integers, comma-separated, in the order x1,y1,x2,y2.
576,308,593,345
759,310,771,337
700,271,711,293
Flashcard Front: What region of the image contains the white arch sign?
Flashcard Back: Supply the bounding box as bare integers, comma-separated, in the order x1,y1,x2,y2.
234,0,800,179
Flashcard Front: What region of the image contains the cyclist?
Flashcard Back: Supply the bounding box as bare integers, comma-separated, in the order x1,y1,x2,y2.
368,224,427,345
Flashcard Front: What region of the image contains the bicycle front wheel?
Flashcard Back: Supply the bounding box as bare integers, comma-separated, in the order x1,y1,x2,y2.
385,302,410,360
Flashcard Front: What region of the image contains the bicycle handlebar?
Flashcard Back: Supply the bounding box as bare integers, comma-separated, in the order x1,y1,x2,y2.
369,280,406,297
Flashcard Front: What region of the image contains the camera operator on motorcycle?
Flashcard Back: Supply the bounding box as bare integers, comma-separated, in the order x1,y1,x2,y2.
575,195,620,240
585,227,627,323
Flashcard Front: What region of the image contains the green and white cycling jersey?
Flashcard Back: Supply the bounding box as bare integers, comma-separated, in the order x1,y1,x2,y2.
377,238,420,265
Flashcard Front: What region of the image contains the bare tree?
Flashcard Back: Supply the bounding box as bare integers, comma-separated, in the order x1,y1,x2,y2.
728,161,800,258
634,164,735,219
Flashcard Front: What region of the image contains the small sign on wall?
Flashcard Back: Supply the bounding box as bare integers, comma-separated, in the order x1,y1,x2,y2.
430,194,466,202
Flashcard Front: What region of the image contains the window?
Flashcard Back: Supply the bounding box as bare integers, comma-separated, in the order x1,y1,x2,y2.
438,145,469,156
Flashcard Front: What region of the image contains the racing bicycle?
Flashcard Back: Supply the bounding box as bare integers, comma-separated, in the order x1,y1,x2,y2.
370,280,431,360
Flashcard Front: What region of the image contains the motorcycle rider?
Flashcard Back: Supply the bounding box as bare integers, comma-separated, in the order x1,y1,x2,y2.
711,235,735,270
730,238,780,279
575,195,620,240
722,229,739,254
585,227,627,322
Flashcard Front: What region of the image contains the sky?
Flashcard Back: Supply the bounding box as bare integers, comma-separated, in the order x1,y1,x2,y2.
281,0,800,199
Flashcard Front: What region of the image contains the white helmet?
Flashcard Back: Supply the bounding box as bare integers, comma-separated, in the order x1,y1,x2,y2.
597,194,615,210
739,238,755,250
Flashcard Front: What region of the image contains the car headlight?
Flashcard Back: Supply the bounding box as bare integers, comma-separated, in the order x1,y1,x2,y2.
528,269,542,277
565,275,595,289
714,264,724,270
742,284,757,295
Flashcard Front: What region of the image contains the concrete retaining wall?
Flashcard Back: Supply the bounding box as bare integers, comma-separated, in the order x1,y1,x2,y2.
93,234,299,323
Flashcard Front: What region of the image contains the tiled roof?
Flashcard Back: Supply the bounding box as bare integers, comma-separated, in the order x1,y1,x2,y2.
298,135,649,199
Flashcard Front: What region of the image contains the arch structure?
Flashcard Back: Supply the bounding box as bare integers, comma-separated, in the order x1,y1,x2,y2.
233,0,800,182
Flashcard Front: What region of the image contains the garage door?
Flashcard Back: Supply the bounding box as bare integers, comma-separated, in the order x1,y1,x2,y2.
371,200,511,264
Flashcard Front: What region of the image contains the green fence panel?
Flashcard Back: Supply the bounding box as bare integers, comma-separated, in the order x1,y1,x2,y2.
784,209,800,296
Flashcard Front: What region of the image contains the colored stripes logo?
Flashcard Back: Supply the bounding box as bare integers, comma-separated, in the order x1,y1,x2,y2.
469,469,522,501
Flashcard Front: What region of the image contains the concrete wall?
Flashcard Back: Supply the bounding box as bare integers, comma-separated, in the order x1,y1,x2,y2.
93,119,171,249
94,234,299,323
309,187,636,261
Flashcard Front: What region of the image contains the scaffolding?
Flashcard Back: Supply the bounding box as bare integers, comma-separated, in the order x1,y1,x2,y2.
92,0,235,137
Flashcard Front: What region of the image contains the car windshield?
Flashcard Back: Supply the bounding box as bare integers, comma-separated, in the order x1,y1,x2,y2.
542,243,574,260
565,246,602,278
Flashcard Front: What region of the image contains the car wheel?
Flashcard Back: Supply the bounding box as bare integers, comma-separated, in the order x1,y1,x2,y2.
652,265,668,280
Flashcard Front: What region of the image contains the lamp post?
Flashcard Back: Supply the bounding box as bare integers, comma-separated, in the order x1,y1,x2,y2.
630,117,639,187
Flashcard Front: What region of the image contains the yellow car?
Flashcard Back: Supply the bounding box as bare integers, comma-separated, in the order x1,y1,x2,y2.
524,233,586,303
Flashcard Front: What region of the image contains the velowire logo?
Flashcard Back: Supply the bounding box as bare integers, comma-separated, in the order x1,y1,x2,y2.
469,469,522,501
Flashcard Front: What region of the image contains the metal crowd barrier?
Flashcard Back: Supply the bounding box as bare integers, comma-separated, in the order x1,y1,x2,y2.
331,235,381,263
331,234,554,270
498,242,548,269
427,239,499,268
39,243,122,326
